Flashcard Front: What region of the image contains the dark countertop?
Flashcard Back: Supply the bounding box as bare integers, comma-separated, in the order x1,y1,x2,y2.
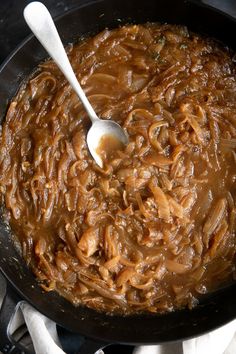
0,0,80,64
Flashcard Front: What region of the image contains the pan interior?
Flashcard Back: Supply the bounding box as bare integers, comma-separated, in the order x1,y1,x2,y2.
0,0,236,344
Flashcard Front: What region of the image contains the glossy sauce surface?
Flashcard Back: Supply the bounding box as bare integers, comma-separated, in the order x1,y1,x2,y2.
0,23,236,314
96,134,125,162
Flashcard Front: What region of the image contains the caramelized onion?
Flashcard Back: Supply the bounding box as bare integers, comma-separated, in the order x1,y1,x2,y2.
0,23,235,315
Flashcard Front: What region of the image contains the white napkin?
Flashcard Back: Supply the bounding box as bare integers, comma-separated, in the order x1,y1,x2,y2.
134,319,236,354
0,266,236,354
15,302,104,354
17,303,236,354
20,302,65,354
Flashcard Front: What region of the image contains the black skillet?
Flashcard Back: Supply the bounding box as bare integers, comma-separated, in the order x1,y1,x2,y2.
0,0,236,353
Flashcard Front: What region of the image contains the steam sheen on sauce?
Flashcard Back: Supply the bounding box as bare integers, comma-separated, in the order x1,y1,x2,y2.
96,134,125,163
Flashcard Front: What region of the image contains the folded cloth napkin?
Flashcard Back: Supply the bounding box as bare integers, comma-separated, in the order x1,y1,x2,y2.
134,319,236,354
1,272,236,354
20,302,65,354
15,303,236,354
17,302,105,354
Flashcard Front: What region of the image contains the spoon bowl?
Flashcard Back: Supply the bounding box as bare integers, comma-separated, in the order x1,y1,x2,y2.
87,120,128,167
24,1,128,168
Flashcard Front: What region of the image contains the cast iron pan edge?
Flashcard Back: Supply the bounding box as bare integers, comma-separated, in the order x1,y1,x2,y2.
0,0,236,350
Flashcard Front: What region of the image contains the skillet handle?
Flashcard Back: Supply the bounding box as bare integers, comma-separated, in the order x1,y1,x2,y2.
58,326,109,354
78,337,108,354
0,284,22,354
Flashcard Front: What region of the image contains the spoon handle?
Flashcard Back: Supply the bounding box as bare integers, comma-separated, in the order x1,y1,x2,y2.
24,1,99,123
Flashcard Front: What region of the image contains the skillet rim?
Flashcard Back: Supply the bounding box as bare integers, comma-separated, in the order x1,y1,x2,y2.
1,0,236,345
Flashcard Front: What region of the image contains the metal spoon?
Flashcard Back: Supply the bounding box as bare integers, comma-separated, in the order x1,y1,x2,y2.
24,2,128,168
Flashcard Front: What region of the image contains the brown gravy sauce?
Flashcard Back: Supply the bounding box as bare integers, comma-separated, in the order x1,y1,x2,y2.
96,134,125,162
0,23,236,314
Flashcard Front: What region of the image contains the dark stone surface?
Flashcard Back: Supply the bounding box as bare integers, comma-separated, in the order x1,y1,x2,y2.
0,0,83,64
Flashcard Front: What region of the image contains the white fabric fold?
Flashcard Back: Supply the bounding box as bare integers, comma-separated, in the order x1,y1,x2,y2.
15,304,236,354
134,320,236,354
19,302,104,354
20,302,66,354
183,320,236,354
0,272,235,354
